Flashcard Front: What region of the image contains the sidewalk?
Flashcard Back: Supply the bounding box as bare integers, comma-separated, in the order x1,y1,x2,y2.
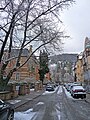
7,89,44,109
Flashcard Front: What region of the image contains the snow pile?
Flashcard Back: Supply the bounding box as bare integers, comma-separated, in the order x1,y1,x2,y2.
55,103,61,120
14,108,36,120
63,87,73,99
57,86,62,94
30,89,34,91
36,102,44,105
8,100,21,104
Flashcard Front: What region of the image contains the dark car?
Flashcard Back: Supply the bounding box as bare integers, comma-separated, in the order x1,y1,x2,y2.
0,99,14,120
46,85,54,92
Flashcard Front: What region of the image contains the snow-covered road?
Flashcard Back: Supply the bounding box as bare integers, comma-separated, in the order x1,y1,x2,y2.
14,86,63,120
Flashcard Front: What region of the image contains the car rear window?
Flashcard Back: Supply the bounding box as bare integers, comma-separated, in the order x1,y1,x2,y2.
73,86,84,90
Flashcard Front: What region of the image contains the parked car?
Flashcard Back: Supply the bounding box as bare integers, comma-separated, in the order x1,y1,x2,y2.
69,83,81,93
0,99,14,120
46,85,54,92
70,86,86,99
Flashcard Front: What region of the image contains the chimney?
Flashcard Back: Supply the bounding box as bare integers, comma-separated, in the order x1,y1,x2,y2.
29,45,32,54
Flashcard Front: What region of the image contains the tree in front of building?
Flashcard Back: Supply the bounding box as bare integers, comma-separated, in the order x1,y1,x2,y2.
39,50,49,83
0,0,74,91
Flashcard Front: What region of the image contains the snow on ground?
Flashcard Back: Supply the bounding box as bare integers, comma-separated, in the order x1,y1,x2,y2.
14,102,44,120
8,100,21,104
57,86,62,95
30,89,34,91
14,86,86,120
55,103,61,120
14,108,36,120
36,102,44,105
63,87,74,99
14,86,62,120
56,108,61,120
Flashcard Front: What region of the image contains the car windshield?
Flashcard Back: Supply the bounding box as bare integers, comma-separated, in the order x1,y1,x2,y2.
73,86,84,90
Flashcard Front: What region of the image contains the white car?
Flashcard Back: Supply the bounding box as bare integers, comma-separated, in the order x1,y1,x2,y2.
71,86,86,99
69,83,81,93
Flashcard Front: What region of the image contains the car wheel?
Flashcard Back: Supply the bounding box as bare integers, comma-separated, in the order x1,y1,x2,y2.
7,111,14,120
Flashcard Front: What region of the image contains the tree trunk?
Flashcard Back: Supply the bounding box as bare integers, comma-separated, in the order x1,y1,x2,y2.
0,68,16,91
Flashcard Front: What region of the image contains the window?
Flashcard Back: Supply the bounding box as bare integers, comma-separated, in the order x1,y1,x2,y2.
15,72,20,80
86,51,90,57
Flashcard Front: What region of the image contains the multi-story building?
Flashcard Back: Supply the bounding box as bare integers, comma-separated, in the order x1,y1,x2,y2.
3,46,40,83
82,37,90,90
75,53,84,84
74,37,90,91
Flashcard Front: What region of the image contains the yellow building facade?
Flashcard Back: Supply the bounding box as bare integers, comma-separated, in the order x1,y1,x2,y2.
75,53,84,84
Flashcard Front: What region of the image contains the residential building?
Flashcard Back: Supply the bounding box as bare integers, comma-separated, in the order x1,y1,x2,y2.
75,53,84,84
3,47,40,83
82,37,90,90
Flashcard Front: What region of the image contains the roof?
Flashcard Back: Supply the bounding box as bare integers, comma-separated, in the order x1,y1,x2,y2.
10,49,29,57
3,49,39,64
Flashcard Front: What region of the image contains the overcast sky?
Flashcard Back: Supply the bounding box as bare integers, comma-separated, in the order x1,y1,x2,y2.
60,0,90,54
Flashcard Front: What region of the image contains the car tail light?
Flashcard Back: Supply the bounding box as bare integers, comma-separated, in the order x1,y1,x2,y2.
73,89,86,92
83,90,86,92
73,90,78,92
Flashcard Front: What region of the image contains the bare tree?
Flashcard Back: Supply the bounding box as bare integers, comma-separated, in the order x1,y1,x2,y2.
0,0,74,91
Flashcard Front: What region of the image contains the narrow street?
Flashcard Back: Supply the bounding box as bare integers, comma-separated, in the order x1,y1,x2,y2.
14,86,90,120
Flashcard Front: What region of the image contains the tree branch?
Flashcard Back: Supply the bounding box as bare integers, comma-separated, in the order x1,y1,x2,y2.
17,34,58,70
